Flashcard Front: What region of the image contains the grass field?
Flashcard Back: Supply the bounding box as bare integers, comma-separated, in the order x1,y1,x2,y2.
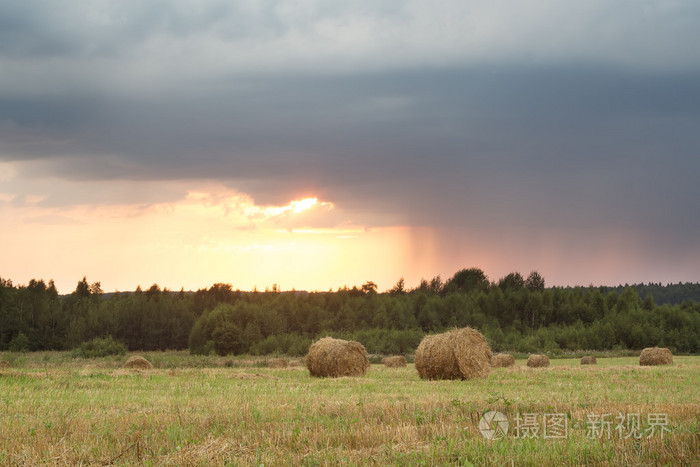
0,352,698,465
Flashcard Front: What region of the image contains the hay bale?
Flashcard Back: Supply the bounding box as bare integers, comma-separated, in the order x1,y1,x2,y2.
306,337,370,377
580,355,597,365
267,358,288,369
414,327,492,380
123,356,154,370
0,360,10,368
527,354,550,368
639,347,673,366
491,353,515,368
383,356,407,368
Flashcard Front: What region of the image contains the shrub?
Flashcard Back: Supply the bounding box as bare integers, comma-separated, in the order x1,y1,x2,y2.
72,336,127,358
8,332,30,352
249,334,313,357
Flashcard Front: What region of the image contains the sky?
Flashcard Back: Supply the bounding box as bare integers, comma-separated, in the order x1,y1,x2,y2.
1,0,699,293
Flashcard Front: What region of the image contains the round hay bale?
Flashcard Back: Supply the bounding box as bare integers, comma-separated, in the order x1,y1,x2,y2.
306,337,370,377
580,355,597,365
414,327,492,380
527,354,550,368
639,347,673,366
383,356,407,368
491,353,515,368
268,358,288,369
123,356,154,370
0,360,10,368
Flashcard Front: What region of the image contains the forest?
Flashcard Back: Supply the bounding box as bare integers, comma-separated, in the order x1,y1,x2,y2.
1,269,698,356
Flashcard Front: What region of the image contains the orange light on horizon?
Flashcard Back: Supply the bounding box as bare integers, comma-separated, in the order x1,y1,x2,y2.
1,180,413,293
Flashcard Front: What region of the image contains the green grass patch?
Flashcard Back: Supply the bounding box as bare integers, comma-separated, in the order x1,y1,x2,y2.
0,354,697,465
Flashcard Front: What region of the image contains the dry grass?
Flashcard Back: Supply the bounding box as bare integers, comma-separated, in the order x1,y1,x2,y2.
267,358,288,369
491,353,515,368
415,327,492,380
306,337,370,377
382,356,407,368
0,355,698,465
527,354,550,368
639,347,673,366
0,360,9,368
123,355,154,370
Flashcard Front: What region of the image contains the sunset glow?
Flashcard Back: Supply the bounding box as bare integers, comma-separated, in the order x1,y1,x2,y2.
0,173,419,293
1,2,698,293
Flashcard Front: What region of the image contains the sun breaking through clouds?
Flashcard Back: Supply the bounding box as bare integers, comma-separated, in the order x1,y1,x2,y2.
0,173,424,293
1,1,699,292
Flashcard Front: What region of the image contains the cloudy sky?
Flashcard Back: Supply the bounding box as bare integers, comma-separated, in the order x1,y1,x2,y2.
1,0,699,293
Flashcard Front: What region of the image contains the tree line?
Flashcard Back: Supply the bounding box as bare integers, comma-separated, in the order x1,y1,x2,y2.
1,269,698,356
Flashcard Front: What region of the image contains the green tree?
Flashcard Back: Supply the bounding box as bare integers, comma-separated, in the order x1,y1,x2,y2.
241,322,263,351
8,331,30,352
443,268,490,295
525,271,545,291
362,281,378,295
73,277,91,299
389,278,406,295
429,276,443,294
212,321,242,356
498,272,525,291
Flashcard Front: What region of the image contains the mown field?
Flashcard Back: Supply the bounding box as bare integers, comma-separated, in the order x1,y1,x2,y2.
0,352,698,466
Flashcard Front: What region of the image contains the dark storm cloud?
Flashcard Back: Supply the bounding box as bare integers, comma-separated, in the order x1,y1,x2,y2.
0,0,406,60
0,1,251,58
2,1,700,247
